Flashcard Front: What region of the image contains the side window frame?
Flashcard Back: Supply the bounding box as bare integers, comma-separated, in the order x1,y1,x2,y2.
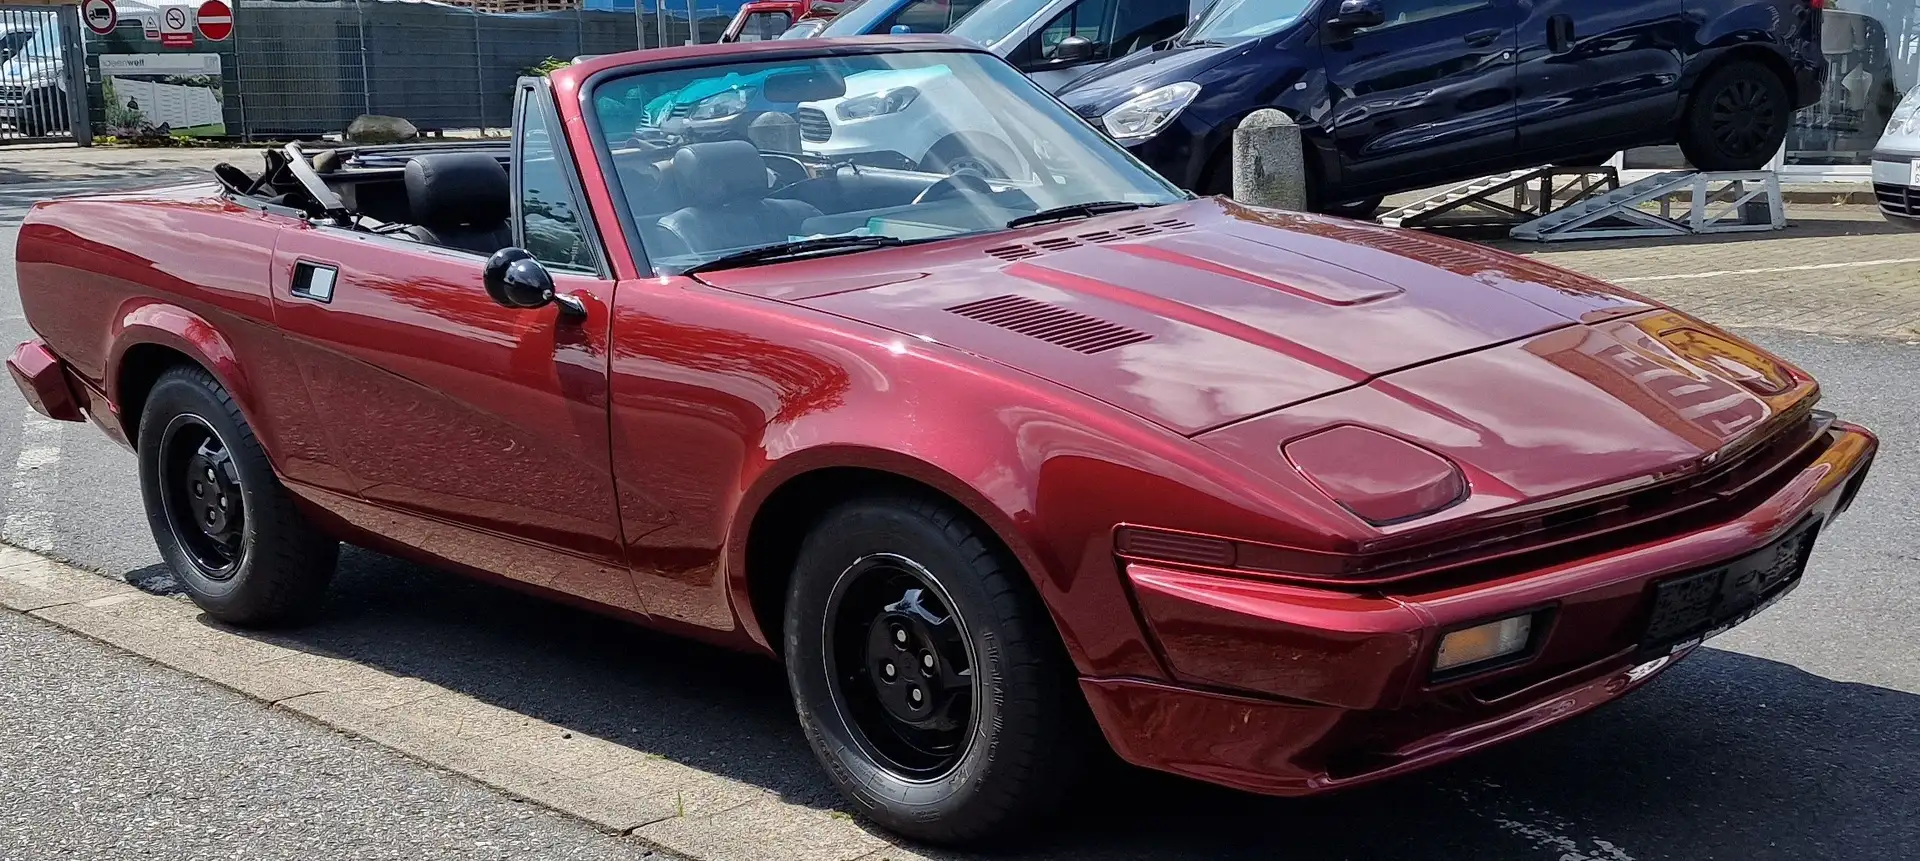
511,77,613,278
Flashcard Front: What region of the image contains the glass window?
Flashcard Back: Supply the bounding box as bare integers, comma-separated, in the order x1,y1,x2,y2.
949,0,1054,48
1183,0,1309,41
1110,0,1190,54
883,0,987,32
1785,3,1917,168
590,50,1185,275
737,11,793,40
1014,0,1113,64
516,91,601,274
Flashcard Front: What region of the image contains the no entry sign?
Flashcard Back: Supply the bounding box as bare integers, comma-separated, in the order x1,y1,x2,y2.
82,0,118,36
196,0,232,41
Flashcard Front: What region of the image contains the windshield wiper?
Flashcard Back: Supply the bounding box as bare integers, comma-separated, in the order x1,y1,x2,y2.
1006,201,1151,229
680,235,913,276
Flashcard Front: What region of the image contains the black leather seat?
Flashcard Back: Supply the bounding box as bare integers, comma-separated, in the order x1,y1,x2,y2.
401,153,513,255
657,141,820,256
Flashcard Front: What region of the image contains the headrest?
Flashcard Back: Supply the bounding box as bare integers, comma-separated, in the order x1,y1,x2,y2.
747,112,803,154
404,153,510,228
671,141,769,208
616,160,675,213
763,68,846,103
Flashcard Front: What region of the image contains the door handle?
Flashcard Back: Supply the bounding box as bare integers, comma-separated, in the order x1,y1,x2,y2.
1463,28,1502,47
1548,14,1575,53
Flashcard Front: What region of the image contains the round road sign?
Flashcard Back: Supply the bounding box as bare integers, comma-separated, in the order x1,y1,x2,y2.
196,0,232,40
82,0,119,35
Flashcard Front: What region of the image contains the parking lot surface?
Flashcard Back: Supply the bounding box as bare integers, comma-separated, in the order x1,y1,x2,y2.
0,168,1915,860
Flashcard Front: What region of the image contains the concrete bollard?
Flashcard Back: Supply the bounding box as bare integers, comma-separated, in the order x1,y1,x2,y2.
1232,109,1307,211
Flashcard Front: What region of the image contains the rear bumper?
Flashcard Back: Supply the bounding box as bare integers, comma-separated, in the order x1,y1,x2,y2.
8,340,86,423
1086,421,1876,796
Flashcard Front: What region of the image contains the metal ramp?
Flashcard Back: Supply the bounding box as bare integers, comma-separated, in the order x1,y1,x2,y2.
1378,166,1620,230
1509,170,1785,242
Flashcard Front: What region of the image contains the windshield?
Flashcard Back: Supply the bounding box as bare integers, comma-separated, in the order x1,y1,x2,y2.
1184,0,1310,41
819,0,896,34
590,50,1184,275
0,20,56,68
947,0,1044,47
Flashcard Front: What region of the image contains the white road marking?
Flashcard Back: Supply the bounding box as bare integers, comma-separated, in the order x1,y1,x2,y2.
1491,818,1639,861
5,410,63,552
1612,257,1920,283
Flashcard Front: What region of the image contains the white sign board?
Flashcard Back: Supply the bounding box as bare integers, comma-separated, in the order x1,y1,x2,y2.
159,5,192,47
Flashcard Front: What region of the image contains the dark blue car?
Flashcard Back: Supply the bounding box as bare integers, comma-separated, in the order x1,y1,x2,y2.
1057,0,1826,215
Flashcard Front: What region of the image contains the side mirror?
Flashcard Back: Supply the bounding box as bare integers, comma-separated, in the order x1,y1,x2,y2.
1327,0,1384,29
484,248,586,318
1052,35,1097,63
889,24,911,34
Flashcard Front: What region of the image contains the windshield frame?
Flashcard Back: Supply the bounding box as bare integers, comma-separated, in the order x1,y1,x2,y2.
572,42,1186,278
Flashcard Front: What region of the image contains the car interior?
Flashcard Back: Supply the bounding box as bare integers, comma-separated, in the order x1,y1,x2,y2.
214,59,1152,275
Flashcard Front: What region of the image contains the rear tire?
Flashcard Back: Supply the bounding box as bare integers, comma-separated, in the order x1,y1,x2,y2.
1679,60,1790,171
783,494,1085,845
137,365,338,627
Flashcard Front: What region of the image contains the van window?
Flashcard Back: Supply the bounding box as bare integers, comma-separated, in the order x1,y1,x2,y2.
1360,0,1489,32
736,10,793,40
1013,0,1113,64
1111,0,1189,54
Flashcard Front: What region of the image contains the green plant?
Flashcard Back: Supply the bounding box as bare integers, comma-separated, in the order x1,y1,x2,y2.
524,56,569,76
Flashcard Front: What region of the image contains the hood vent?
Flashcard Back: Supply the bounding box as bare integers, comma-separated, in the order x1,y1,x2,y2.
983,217,1196,263
946,295,1151,354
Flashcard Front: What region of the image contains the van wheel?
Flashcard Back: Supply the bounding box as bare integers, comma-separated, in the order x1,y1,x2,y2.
784,495,1085,844
1680,61,1789,171
138,366,339,627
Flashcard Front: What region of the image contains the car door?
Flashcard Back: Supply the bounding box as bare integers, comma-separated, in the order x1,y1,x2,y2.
267,83,642,615
1320,0,1523,187
1512,0,1685,156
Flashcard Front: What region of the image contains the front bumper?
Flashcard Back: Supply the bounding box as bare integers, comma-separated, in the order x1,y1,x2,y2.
1085,420,1876,796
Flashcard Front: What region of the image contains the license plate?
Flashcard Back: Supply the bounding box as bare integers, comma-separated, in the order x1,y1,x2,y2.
1639,523,1816,657
1912,160,1920,186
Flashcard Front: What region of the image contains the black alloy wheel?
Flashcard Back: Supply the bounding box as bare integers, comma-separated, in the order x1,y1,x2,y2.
826,553,978,780
784,495,1087,844
156,414,247,577
1681,61,1790,171
137,365,338,627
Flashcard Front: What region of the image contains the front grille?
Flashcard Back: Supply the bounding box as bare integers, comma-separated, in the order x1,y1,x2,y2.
1875,182,1917,217
668,101,692,120
796,107,831,143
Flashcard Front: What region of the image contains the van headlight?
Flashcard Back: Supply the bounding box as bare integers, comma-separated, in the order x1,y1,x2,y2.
1890,85,1920,136
1101,82,1201,142
689,89,748,121
836,86,920,121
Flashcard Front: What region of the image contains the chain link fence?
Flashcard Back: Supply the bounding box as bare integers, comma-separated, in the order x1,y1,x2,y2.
84,0,740,141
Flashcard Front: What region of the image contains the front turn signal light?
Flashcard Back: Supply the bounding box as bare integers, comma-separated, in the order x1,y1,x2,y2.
1434,614,1534,674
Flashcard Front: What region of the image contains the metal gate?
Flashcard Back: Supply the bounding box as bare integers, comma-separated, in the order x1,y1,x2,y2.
1,4,89,144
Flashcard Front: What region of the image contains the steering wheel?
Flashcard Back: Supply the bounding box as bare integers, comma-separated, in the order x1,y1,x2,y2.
913,173,995,206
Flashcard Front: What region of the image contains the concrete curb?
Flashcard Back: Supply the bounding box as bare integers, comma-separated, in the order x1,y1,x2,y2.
0,544,933,861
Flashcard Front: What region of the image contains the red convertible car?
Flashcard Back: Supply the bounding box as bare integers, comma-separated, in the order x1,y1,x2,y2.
8,37,1877,844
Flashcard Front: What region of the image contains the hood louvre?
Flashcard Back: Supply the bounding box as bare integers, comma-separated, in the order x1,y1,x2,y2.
984,217,1195,262
946,295,1151,354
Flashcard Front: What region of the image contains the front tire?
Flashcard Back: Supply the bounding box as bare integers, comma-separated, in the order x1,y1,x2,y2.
1679,61,1790,171
784,495,1085,845
137,366,338,627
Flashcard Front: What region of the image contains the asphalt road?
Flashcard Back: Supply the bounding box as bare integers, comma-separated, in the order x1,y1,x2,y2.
2,178,1917,860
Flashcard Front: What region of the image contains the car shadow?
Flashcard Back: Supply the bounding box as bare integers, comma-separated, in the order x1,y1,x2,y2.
178,546,1919,860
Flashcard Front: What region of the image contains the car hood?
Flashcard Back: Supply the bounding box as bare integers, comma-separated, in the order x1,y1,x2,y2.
695,198,1688,437
1056,41,1238,114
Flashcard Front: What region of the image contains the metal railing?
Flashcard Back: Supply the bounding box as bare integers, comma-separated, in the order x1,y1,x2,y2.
1,4,89,145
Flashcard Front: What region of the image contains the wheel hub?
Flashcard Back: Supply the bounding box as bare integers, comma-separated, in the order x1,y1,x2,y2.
158,416,246,578
862,589,969,730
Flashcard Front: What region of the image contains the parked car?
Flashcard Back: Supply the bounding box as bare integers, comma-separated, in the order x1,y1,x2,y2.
11,35,1876,846
721,0,849,42
778,14,838,38
0,11,67,138
1872,83,1920,230
792,0,1187,173
1057,0,1829,216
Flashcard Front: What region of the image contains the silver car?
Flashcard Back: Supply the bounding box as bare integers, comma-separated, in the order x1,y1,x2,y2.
1873,84,1920,230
